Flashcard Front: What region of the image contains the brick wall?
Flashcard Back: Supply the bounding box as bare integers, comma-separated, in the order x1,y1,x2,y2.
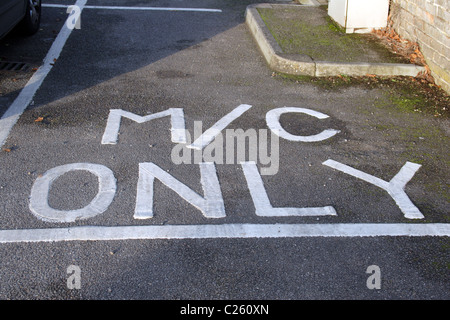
389,0,449,93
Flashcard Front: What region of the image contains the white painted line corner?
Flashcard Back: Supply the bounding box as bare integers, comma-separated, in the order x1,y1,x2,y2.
0,0,88,147
42,4,223,13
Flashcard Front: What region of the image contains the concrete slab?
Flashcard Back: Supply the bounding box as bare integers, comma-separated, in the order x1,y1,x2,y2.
246,3,426,77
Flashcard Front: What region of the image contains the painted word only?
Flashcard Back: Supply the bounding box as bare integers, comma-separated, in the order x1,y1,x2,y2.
28,160,423,223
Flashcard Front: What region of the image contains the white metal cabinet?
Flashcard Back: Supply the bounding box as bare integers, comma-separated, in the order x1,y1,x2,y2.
328,0,390,33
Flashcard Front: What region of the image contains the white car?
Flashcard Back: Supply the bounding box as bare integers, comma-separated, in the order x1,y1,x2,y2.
0,0,41,39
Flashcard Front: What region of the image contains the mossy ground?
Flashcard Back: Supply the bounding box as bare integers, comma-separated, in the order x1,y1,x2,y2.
258,5,449,118
275,73,449,118
258,6,409,64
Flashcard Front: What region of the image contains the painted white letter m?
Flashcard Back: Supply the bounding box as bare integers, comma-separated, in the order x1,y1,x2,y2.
101,109,186,145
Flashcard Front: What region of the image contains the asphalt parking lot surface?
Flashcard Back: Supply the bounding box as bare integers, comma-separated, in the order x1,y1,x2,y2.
0,0,448,302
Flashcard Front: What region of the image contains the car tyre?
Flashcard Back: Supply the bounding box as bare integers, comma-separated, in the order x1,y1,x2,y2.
21,0,41,36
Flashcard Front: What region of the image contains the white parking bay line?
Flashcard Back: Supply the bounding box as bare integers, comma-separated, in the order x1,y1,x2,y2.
0,2,222,147
42,4,223,13
0,0,88,148
0,223,448,243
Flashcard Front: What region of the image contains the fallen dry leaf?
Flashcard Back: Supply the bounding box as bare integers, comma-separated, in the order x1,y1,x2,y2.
372,16,433,83
35,116,44,122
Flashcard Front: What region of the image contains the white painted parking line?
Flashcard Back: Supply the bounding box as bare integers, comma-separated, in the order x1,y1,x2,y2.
1,3,447,245
0,0,88,148
0,223,448,243
42,4,223,13
0,1,222,149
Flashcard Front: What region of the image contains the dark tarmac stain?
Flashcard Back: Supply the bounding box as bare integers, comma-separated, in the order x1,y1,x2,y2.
156,70,193,79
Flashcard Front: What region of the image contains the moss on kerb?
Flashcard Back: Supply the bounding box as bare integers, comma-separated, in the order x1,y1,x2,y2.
257,6,409,64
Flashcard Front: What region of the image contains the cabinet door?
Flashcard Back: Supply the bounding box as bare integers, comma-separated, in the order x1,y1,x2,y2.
328,0,348,28
346,0,389,29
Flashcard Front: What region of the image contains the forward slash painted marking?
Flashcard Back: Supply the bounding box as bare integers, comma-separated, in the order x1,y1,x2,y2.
42,4,223,13
0,224,448,243
187,104,253,150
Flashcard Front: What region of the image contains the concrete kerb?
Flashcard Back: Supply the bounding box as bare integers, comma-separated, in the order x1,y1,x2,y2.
245,3,426,77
